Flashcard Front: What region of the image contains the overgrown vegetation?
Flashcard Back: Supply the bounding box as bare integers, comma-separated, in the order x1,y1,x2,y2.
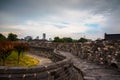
13,42,29,63
0,52,39,67
0,40,31,66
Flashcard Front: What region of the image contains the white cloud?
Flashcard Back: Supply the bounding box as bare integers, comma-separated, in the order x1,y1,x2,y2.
1,0,120,40
85,15,106,24
0,8,107,39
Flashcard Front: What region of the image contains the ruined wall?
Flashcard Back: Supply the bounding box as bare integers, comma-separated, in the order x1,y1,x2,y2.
0,47,83,80
29,41,120,68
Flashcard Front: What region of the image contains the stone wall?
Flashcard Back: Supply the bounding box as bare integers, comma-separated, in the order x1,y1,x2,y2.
29,41,120,68
0,46,83,80
30,46,65,62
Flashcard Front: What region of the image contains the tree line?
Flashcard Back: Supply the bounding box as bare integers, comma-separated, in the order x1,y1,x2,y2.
53,37,88,43
0,33,18,41
0,33,89,43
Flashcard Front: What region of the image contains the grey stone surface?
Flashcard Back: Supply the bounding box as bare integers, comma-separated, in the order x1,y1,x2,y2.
58,51,120,80
28,41,120,80
30,41,120,68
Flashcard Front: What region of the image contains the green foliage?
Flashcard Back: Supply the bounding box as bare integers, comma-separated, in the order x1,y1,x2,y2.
0,33,6,40
53,37,61,42
13,42,29,63
78,37,88,43
7,33,18,41
62,37,73,42
53,37,73,42
53,36,89,43
0,52,39,67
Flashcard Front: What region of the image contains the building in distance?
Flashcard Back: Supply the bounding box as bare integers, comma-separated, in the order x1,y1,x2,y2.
24,36,32,41
104,33,120,40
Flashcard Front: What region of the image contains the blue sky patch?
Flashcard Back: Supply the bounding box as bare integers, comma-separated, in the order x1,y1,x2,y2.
85,24,99,28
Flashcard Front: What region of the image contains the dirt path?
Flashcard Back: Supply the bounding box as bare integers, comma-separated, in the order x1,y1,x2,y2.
26,53,52,66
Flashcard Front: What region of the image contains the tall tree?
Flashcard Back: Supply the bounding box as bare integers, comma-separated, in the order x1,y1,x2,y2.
14,42,29,63
53,37,73,42
53,37,62,42
62,37,73,42
0,33,6,40
7,33,18,41
0,41,13,65
78,37,88,43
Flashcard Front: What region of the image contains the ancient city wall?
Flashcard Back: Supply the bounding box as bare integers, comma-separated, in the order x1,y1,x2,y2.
0,46,83,80
29,41,120,68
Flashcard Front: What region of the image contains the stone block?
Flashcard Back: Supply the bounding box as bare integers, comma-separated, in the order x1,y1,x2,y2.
0,66,6,73
4,67,27,74
26,65,46,73
55,68,63,74
0,77,9,80
45,63,58,70
9,77,22,80
36,71,49,79
25,76,36,80
10,74,23,78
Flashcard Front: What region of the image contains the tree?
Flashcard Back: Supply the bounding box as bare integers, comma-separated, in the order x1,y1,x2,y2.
14,42,29,63
53,37,74,43
0,33,6,40
73,39,78,43
62,37,73,42
7,33,18,41
53,37,62,42
78,37,88,43
0,41,13,65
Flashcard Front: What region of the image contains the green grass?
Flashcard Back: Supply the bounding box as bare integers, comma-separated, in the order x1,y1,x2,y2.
0,51,39,67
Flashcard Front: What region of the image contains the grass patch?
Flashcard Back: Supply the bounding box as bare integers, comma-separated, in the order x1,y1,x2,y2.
0,51,39,67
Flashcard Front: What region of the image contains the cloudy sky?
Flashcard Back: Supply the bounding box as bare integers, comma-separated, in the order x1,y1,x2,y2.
0,0,120,40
